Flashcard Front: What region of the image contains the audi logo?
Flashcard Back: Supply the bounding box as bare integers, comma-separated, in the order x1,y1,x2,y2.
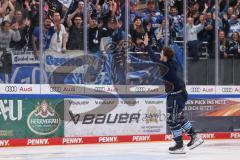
5,86,18,92
134,87,147,92
222,88,233,93
94,87,105,92
190,87,201,92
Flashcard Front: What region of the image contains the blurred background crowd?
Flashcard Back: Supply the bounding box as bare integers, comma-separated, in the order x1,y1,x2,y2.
0,0,240,84
0,0,240,58
0,0,240,85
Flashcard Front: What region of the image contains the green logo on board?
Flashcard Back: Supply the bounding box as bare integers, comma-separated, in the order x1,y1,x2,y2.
27,100,60,135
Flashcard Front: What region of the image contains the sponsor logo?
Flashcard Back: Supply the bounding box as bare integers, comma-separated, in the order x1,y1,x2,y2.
65,100,89,106
222,88,234,93
230,133,240,139
165,135,172,141
50,86,81,93
190,87,201,93
0,130,13,137
50,87,62,92
145,100,163,104
27,139,49,145
134,87,147,92
69,112,140,124
200,133,215,139
5,86,17,92
0,100,22,121
234,87,240,92
0,140,9,146
62,138,83,144
19,86,32,92
94,87,105,92
99,136,118,143
27,100,60,135
142,106,166,124
132,135,151,142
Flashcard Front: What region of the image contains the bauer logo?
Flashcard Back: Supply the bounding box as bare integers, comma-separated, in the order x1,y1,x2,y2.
27,100,60,135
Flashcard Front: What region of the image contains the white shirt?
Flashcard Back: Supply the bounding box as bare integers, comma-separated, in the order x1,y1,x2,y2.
186,23,204,42
49,24,67,52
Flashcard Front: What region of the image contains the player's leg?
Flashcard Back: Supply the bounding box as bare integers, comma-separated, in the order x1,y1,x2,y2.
167,94,185,154
179,91,204,150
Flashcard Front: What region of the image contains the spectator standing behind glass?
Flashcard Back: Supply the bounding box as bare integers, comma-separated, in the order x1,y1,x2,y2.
154,19,174,50
10,17,32,50
49,12,67,53
198,12,215,57
76,1,84,18
142,0,163,29
0,0,15,24
144,19,157,51
219,30,230,58
66,14,83,50
221,13,230,34
186,16,205,61
0,20,20,50
229,31,240,58
227,14,240,38
88,17,100,52
130,16,146,52
23,0,40,28
169,6,183,39
32,17,55,58
130,0,140,24
92,3,102,19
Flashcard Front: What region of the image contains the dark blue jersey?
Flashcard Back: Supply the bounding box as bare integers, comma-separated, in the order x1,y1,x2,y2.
147,45,185,93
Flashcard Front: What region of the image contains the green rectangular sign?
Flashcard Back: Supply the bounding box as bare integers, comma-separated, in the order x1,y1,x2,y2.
0,99,64,139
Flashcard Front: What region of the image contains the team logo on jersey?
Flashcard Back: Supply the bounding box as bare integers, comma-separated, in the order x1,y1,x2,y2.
27,100,60,135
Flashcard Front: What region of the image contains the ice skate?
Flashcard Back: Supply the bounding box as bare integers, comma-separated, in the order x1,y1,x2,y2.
187,133,204,150
169,140,186,154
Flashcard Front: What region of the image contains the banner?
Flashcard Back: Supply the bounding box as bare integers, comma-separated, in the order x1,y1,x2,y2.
12,50,39,65
185,98,240,132
0,66,48,84
64,98,167,136
58,0,73,8
45,50,85,74
0,99,64,139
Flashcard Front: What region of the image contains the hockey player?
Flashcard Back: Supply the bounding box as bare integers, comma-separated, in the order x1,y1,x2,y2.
144,35,204,154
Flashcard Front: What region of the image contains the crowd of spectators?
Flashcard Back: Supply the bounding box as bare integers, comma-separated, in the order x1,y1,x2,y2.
0,0,240,60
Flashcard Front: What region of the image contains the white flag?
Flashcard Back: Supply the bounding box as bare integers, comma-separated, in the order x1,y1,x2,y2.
58,0,73,8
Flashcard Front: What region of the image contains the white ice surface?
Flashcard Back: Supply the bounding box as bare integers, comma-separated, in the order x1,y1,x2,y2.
0,140,239,160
